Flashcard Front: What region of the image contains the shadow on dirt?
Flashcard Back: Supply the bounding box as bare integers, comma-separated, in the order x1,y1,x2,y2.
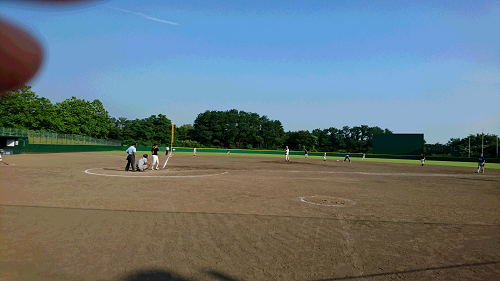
117,269,190,281
457,177,500,182
116,268,243,281
308,260,500,280
204,270,241,281
261,160,311,165
103,168,127,171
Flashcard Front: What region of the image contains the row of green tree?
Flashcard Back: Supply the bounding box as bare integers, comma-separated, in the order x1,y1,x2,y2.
192,109,285,150
0,86,111,138
444,134,498,158
4,87,497,155
1,87,397,152
192,109,395,151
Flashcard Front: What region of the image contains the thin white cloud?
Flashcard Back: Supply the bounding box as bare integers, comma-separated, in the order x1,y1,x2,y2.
107,6,179,26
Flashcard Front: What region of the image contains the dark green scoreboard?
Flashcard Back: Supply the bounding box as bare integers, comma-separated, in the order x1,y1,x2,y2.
373,134,424,155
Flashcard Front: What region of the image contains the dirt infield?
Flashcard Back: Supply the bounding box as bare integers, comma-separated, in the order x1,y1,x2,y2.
1,152,499,280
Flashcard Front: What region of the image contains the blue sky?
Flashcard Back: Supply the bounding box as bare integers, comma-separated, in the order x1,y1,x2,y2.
2,0,499,143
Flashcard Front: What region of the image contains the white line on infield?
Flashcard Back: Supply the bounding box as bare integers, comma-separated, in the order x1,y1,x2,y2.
299,196,355,207
85,168,228,178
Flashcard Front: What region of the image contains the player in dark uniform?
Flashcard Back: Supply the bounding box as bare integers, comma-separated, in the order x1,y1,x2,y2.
343,154,351,163
151,144,159,170
420,154,426,166
476,153,485,173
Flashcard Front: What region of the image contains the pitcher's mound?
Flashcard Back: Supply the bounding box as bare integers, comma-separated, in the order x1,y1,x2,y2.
85,167,228,178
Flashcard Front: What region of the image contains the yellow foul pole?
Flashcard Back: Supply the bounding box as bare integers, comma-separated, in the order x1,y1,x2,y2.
171,123,174,150
162,123,175,168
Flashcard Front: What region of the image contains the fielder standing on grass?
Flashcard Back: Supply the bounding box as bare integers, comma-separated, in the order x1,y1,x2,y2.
151,144,159,170
125,142,137,172
193,147,197,157
420,154,426,166
285,146,290,161
323,152,326,161
476,153,486,173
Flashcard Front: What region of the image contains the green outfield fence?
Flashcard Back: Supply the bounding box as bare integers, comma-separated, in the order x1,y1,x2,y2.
373,133,424,155
0,127,121,146
23,144,123,154
0,127,121,154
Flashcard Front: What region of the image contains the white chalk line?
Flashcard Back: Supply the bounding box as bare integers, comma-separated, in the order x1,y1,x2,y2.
85,168,228,178
299,196,355,207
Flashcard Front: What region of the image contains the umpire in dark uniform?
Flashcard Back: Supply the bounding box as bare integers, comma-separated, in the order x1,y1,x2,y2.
125,142,137,171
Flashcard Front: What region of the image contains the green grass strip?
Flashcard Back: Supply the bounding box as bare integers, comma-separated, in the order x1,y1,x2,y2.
90,151,500,170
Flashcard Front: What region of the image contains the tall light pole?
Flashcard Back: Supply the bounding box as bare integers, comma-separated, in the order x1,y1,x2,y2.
468,135,470,158
481,128,484,155
482,132,484,154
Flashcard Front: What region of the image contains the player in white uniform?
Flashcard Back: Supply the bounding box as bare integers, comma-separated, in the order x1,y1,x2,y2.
136,154,151,172
323,152,326,161
285,146,290,161
193,147,197,157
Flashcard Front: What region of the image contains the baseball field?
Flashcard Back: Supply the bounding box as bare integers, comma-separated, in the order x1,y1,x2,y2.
1,152,499,280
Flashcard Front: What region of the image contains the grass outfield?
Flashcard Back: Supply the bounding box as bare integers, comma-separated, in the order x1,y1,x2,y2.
95,150,500,170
